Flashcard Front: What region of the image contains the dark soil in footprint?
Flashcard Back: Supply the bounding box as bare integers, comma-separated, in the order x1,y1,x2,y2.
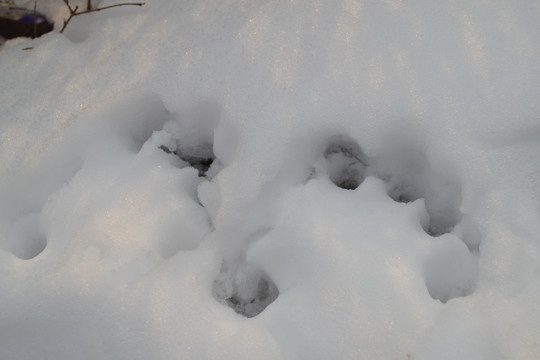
154,99,220,177
213,260,279,318
159,144,215,177
225,275,278,317
324,136,370,190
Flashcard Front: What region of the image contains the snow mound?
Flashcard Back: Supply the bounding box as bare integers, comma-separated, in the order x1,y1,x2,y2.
0,0,539,359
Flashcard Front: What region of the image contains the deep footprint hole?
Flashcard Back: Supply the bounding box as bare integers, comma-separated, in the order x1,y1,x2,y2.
5,214,47,260
375,148,462,238
213,260,279,318
324,136,369,190
422,194,463,237
424,216,458,237
16,234,47,260
385,179,422,204
154,99,221,177
385,178,460,237
160,143,215,177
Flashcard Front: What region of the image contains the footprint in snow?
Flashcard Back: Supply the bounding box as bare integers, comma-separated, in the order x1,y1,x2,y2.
319,135,480,303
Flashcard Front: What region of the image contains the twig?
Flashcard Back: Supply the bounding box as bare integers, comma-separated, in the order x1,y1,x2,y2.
33,0,37,38
60,0,144,33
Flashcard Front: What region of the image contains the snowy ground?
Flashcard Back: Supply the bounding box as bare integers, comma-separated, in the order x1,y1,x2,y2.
1,0,539,359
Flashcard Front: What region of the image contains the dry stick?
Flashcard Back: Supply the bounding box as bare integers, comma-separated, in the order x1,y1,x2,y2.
60,0,144,33
33,0,37,38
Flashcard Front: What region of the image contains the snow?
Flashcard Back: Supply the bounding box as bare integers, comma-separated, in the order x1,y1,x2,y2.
1,0,539,359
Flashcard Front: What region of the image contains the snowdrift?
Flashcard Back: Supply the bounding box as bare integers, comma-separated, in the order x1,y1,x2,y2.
1,0,539,359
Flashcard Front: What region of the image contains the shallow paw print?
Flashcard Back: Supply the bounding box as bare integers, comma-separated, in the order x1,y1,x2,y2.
213,258,279,318
423,234,478,303
3,213,47,260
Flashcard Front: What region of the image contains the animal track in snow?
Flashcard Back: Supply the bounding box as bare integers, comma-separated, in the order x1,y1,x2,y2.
423,235,478,303
155,100,220,178
159,143,215,177
4,213,46,260
212,259,279,318
320,135,480,303
322,136,370,190
373,146,462,237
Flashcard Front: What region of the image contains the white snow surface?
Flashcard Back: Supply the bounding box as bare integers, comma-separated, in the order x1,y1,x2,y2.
1,0,540,359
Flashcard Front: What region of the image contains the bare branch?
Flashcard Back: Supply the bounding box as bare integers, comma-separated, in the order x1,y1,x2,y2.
60,1,144,33
71,2,144,16
33,0,37,38
62,0,75,14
